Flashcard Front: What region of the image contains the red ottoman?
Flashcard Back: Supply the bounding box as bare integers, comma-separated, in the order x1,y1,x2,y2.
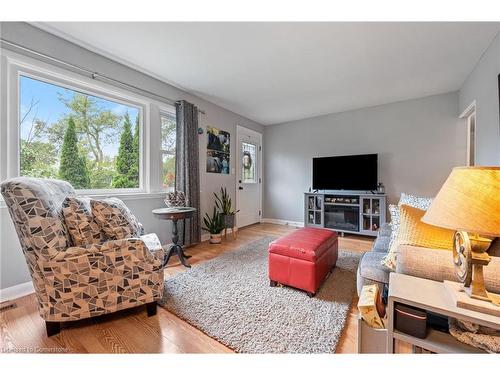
268,227,338,297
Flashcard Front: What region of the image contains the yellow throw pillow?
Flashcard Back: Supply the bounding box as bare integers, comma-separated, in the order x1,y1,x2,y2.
381,204,454,271
398,204,455,249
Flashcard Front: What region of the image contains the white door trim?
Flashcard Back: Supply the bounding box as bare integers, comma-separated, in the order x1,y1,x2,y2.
236,125,263,228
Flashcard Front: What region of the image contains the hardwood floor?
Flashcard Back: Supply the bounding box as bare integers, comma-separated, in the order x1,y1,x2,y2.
1,223,374,354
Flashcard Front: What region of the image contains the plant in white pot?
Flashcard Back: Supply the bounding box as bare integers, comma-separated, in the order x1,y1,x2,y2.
214,187,240,237
202,207,225,244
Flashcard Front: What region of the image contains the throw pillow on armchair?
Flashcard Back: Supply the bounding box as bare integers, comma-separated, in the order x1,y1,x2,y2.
91,197,142,240
62,196,106,246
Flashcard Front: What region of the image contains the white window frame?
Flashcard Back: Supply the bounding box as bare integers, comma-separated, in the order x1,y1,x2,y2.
1,48,174,198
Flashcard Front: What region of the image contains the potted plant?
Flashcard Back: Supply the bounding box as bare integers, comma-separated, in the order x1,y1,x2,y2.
214,187,240,230
202,207,225,244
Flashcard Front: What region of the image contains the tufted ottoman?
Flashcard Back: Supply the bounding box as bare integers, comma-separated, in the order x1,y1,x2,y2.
268,227,338,297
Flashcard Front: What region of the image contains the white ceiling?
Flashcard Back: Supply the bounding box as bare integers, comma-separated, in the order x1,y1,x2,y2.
37,22,500,125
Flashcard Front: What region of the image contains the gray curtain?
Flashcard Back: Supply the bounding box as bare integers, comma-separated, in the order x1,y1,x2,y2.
175,100,201,246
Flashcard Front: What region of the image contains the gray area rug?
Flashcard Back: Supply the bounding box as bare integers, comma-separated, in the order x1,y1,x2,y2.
159,236,361,353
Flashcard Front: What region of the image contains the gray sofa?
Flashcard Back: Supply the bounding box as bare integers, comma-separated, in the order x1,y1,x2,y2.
357,222,500,296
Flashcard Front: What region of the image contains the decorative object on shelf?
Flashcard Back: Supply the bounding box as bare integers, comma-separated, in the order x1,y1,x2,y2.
377,182,385,194
197,127,204,134
164,190,187,207
358,284,386,329
206,126,230,174
394,303,427,339
202,207,225,244
449,317,500,353
422,166,500,306
214,187,240,240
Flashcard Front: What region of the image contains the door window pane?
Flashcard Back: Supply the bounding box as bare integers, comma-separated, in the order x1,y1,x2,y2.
242,142,256,183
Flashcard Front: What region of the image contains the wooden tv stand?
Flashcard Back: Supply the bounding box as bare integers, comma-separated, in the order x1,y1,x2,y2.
304,191,386,237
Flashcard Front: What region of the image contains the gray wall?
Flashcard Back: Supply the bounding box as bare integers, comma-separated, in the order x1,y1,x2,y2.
459,32,500,165
0,22,264,290
263,92,466,223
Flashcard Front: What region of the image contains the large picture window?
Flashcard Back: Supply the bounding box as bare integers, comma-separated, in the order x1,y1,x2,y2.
19,75,142,190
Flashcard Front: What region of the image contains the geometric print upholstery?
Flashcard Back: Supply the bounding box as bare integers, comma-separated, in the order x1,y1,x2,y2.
1,177,164,322
40,238,164,321
91,197,142,240
62,196,106,246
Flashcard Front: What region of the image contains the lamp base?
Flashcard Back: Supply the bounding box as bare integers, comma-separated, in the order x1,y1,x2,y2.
444,281,500,316
463,286,500,306
453,232,494,303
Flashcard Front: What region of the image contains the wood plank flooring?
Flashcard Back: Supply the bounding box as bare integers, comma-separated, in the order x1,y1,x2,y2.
1,223,375,354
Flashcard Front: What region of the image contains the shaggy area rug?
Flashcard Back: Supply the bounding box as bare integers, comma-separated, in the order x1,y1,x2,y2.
159,236,361,353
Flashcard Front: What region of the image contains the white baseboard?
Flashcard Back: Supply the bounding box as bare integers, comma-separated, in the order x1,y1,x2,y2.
261,218,304,228
0,281,34,303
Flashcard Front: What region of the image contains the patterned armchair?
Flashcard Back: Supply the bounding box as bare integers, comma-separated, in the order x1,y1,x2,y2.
1,177,165,336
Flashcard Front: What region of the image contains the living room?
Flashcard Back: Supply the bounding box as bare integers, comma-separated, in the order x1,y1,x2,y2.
1,1,500,372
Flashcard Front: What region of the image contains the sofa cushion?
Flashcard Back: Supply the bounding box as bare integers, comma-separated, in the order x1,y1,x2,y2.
378,222,392,238
359,251,391,285
372,235,391,253
397,245,500,294
91,197,142,240
63,197,105,246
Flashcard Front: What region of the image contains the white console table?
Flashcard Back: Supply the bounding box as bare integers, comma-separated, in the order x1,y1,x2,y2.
387,273,500,353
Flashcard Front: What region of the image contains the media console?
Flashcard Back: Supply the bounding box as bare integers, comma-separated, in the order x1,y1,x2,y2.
304,192,386,236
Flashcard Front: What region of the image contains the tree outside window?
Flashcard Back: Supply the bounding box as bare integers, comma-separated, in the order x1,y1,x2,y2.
160,112,176,190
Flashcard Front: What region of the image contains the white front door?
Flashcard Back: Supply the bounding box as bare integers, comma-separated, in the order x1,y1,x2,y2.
236,125,262,228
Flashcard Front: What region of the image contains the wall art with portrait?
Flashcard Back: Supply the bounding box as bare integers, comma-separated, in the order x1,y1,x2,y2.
206,126,230,174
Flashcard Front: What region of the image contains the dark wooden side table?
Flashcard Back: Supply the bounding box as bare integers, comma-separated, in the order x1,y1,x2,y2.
152,207,197,268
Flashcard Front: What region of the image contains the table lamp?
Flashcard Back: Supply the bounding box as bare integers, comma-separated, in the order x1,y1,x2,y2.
422,166,500,306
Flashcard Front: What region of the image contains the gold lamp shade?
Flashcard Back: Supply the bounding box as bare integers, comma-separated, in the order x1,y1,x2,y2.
422,166,500,237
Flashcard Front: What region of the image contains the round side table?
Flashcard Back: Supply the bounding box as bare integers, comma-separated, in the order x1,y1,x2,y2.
152,207,196,268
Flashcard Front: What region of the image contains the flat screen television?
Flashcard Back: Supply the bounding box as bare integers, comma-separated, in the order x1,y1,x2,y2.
312,154,378,191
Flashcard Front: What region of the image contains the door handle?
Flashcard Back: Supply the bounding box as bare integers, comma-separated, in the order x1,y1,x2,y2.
238,187,243,190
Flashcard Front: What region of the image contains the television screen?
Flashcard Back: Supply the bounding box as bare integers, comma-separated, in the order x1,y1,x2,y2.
312,154,378,191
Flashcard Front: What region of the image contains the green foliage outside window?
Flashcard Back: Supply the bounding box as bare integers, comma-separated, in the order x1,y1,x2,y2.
19,76,146,190
58,117,91,189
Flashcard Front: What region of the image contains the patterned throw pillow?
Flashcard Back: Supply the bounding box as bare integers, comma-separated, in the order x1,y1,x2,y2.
381,193,434,270
91,197,142,240
62,197,105,246
399,192,433,211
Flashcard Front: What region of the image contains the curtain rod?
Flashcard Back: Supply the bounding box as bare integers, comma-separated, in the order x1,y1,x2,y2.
0,38,206,115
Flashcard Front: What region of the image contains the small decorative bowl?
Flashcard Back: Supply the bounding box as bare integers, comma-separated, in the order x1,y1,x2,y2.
164,191,188,207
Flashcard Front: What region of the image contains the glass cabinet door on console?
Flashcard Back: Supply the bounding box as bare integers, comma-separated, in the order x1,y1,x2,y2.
360,196,385,235
305,194,323,227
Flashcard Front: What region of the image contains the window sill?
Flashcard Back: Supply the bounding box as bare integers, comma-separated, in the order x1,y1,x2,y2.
83,192,167,201
0,192,167,209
